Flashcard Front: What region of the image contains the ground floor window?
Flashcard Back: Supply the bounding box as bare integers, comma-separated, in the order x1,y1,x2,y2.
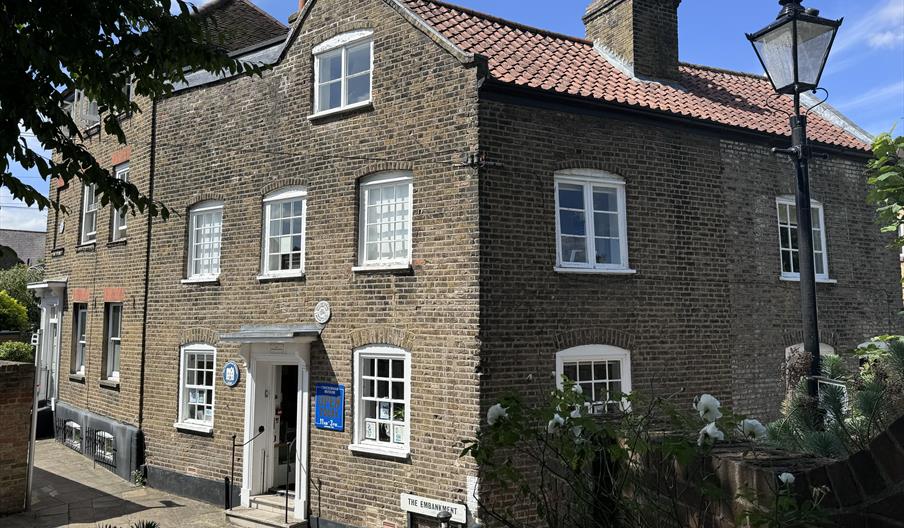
94,430,114,463
351,345,410,456
177,344,216,431
64,420,82,450
556,345,632,413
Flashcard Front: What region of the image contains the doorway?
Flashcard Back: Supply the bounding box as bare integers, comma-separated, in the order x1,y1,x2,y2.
272,365,298,495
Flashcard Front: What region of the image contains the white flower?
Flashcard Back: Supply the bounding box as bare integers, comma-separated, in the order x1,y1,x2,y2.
570,406,582,419
694,394,722,422
739,419,767,440
547,414,564,434
487,403,508,426
572,384,583,395
778,472,795,486
697,422,725,446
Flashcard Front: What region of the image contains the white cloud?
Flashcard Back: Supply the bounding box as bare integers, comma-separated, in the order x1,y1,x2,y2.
0,188,48,232
833,0,904,54
835,80,904,111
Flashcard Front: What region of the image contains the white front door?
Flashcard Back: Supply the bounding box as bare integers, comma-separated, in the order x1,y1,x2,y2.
39,301,61,407
241,343,310,521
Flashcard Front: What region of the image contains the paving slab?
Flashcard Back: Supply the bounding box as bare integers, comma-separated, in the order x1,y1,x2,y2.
0,439,231,527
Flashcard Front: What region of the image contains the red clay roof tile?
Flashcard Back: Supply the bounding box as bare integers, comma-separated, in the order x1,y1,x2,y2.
402,0,868,151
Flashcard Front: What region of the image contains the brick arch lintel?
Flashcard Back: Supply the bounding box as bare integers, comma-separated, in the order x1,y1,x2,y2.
554,328,635,351
186,193,225,211
355,162,415,181
261,177,308,197
781,329,839,349
554,160,625,178
349,326,416,352
179,327,219,347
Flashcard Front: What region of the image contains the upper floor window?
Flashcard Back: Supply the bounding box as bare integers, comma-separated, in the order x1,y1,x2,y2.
186,201,223,281
176,343,216,433
555,170,631,273
111,163,129,241
556,345,632,414
313,30,373,115
351,345,410,458
103,303,122,381
261,187,306,278
357,172,413,269
72,304,88,376
81,183,98,244
776,197,828,280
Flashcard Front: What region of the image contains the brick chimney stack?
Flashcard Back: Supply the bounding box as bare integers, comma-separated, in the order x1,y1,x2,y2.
583,0,682,81
289,0,305,24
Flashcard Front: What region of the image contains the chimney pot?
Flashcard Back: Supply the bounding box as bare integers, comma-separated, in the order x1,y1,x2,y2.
583,0,682,81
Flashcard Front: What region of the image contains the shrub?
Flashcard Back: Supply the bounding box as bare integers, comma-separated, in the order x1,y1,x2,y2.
0,341,34,363
0,290,29,332
0,264,43,330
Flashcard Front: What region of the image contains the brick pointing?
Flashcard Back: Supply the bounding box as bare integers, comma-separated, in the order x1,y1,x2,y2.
0,361,35,515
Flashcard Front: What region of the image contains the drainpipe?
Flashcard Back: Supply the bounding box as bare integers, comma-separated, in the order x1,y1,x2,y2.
137,98,158,430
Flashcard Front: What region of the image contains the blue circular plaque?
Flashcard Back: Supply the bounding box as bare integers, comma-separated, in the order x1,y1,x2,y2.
222,361,241,387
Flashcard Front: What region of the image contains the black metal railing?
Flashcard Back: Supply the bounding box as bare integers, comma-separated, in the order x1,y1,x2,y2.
226,425,265,510
54,417,82,453
53,418,117,473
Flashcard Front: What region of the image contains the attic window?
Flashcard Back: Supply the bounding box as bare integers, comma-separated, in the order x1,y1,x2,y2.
312,30,373,116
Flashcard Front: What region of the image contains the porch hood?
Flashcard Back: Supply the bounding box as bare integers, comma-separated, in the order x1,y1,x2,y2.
219,323,322,344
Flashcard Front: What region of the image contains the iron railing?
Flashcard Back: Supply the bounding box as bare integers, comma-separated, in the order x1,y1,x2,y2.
53,418,117,473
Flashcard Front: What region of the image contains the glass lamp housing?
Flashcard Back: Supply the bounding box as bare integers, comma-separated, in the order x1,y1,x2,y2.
747,7,841,95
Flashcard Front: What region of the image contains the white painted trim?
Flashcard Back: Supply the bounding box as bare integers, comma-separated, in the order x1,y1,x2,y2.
555,345,632,412
312,37,373,115
357,172,414,268
172,422,213,434
256,272,305,281
775,196,830,281
177,343,217,429
779,275,837,284
81,183,98,244
554,267,637,275
111,163,129,241
312,30,374,55
261,189,306,276
180,276,220,285
554,170,630,271
307,100,373,120
263,186,307,203
350,345,411,457
187,201,224,280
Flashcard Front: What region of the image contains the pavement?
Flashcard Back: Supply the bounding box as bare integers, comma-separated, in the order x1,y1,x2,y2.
1,439,230,527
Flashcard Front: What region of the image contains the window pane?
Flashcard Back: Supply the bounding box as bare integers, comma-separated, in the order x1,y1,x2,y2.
815,255,825,275
561,236,587,263
593,188,617,212
559,210,586,236
347,43,371,75
318,50,342,82
392,381,403,400
594,212,619,238
347,73,371,105
365,401,376,419
377,380,389,398
607,361,621,380
558,184,584,209
391,359,403,379
363,358,374,376
318,82,341,111
594,238,620,265
377,358,389,377
781,251,793,273
578,363,592,381
594,362,607,380
364,379,374,397
393,403,405,422
563,363,577,382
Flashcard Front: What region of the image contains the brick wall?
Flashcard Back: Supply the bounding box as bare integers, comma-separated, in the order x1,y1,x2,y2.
0,360,35,515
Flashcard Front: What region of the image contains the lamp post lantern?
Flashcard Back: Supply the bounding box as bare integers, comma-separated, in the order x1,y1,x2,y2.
747,0,842,399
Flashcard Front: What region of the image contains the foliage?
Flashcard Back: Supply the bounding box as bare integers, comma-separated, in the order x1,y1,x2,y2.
0,290,29,332
866,133,904,248
740,478,830,528
99,522,159,528
131,468,147,487
0,341,34,363
462,382,827,528
1,1,264,218
0,264,44,329
767,336,904,457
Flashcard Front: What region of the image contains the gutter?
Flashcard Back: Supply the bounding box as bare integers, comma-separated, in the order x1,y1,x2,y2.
137,99,158,430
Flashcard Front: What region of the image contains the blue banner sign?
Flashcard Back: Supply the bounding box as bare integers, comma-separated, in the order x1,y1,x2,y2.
314,383,345,431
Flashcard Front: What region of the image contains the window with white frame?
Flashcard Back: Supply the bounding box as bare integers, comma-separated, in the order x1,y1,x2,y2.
555,170,630,271
776,197,829,280
261,187,306,277
313,30,373,115
72,304,87,375
104,303,122,381
94,430,114,463
352,345,410,456
186,201,223,280
556,345,632,414
177,344,216,430
81,183,98,244
64,420,82,450
111,163,129,241
358,172,413,268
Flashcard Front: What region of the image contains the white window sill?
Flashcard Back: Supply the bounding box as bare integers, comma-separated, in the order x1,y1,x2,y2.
308,100,373,120
779,275,837,284
554,267,637,275
348,443,409,459
352,263,412,273
257,272,305,282
173,422,213,434
181,276,220,285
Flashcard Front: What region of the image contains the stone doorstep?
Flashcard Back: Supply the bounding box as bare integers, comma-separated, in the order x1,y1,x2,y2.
225,506,306,528
250,494,295,515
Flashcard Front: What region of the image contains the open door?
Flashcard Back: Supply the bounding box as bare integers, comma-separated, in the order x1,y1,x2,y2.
272,365,298,495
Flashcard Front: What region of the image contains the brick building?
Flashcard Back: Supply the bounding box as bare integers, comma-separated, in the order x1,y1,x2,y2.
30,0,901,527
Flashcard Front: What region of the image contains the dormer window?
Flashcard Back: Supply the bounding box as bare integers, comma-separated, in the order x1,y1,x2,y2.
312,30,373,116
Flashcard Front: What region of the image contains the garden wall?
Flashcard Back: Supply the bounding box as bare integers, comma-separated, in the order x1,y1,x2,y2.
0,360,34,515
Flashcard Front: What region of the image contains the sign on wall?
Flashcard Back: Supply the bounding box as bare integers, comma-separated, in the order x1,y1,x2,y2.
314,383,345,431
400,493,467,523
222,361,240,387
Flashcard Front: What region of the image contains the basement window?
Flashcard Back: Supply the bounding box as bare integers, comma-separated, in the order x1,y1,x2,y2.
64,421,82,450
312,30,373,116
94,431,115,464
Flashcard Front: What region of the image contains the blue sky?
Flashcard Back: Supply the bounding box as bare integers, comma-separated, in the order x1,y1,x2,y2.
2,0,902,232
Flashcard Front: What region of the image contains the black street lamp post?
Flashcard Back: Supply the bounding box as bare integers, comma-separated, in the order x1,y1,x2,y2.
747,0,842,398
